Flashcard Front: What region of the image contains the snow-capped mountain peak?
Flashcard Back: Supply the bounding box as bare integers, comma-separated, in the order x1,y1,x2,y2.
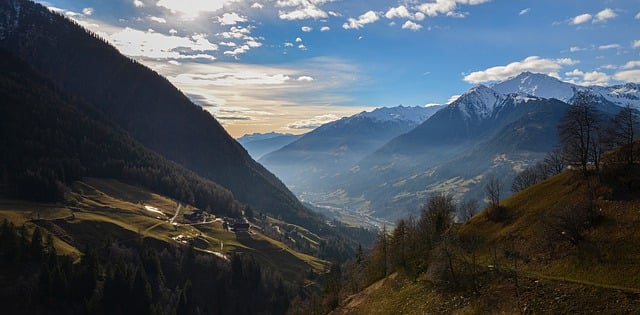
589,83,640,109
491,71,577,102
451,84,507,119
355,105,443,124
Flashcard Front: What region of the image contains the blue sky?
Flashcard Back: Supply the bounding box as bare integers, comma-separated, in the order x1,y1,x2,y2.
37,0,640,137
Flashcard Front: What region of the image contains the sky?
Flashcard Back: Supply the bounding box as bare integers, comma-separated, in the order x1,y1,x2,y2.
37,0,640,138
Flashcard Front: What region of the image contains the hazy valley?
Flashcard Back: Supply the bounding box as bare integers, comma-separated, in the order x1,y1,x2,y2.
2,0,640,314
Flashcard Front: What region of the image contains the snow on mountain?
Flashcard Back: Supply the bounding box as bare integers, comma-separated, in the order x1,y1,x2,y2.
590,83,640,109
491,71,577,102
354,105,443,124
490,71,640,109
450,85,507,119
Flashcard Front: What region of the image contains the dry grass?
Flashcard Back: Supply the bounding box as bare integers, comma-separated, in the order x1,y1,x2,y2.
0,178,329,285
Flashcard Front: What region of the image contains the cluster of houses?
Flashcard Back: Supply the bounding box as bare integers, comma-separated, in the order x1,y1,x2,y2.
222,217,251,233
180,209,252,234
182,210,205,222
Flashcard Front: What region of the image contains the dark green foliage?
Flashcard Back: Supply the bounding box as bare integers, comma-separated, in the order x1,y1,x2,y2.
0,223,292,314
0,49,242,217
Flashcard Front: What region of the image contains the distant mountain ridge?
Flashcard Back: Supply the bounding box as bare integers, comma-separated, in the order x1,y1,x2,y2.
259,105,443,192
492,71,640,108
237,132,303,160
354,105,443,123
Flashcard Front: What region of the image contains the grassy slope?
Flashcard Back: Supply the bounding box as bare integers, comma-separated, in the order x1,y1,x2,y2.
333,170,640,313
461,171,640,290
0,178,328,281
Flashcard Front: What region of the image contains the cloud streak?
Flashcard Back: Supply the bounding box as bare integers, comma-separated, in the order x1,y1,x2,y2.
343,11,380,29
464,56,578,83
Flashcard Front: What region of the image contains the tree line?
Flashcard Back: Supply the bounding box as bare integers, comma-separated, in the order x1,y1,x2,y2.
0,219,292,314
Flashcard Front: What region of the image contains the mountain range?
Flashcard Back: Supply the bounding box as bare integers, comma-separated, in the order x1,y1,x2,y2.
237,132,303,160
260,71,640,221
259,105,442,193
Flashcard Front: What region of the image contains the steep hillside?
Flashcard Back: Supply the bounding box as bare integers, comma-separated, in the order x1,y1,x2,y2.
330,162,640,314
0,49,241,217
0,0,315,229
460,167,640,290
0,177,328,314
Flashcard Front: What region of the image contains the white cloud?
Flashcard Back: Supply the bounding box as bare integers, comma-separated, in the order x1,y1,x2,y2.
519,8,530,16
622,61,640,70
633,40,640,49
569,46,586,53
402,20,422,31
133,0,144,8
298,44,307,50
218,12,247,25
614,70,640,83
284,42,294,47
169,28,178,35
417,0,490,18
142,57,371,136
149,16,167,23
246,40,262,48
82,7,93,16
385,5,425,21
343,11,380,29
594,8,616,23
385,5,412,19
217,26,254,40
599,44,621,50
156,0,228,18
278,5,328,20
108,27,218,60
171,72,291,87
636,12,640,20
220,41,237,47
463,56,579,83
295,37,303,43
301,26,313,32
446,94,461,104
446,11,467,18
288,114,340,129
251,2,264,9
564,69,610,86
571,13,592,25
297,76,315,82
320,26,330,32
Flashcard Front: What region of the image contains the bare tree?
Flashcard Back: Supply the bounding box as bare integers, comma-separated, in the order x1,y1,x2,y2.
559,93,602,174
608,104,639,165
459,199,479,222
419,192,456,241
511,168,539,193
543,148,566,176
485,176,502,208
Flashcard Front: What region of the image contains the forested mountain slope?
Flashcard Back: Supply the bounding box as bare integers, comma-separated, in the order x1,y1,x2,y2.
0,0,317,229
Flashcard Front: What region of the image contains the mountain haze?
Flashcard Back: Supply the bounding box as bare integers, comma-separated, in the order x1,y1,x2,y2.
237,132,303,160
260,105,442,193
